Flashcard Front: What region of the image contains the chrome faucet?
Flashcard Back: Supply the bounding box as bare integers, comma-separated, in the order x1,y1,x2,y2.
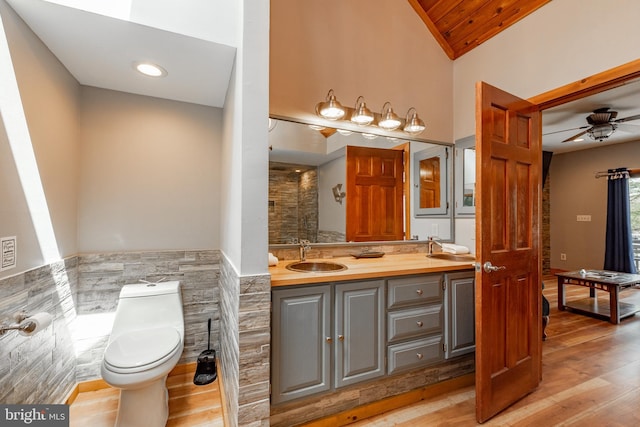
299,240,311,261
427,236,443,256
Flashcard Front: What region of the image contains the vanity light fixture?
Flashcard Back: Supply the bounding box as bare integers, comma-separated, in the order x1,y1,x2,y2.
350,96,374,125
337,129,353,136
403,107,426,135
314,89,427,136
362,133,378,140
315,89,346,120
133,61,167,78
378,102,402,131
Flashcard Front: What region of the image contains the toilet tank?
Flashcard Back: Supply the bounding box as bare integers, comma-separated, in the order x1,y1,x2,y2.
109,281,184,343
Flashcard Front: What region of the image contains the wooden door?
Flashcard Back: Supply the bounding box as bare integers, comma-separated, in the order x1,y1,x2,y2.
475,82,542,422
346,146,404,241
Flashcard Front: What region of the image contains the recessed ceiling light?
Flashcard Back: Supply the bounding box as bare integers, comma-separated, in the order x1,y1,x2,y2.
134,61,167,78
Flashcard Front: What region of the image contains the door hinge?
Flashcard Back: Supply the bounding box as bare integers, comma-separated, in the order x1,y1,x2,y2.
443,343,447,353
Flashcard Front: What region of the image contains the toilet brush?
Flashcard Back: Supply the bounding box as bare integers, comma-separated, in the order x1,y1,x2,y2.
194,318,217,385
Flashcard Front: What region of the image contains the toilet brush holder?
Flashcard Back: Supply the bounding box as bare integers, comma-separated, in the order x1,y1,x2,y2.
194,318,217,386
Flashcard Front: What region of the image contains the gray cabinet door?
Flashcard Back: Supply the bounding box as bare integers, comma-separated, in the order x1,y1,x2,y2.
271,285,331,404
335,280,385,388
444,272,476,359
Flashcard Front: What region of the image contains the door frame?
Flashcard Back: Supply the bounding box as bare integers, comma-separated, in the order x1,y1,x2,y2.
528,59,640,111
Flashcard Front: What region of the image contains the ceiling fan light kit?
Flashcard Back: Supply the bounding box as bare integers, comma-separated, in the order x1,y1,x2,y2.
559,107,640,143
315,89,426,136
587,123,617,141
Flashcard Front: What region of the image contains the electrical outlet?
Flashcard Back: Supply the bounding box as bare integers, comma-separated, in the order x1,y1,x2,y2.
577,215,591,222
560,253,567,261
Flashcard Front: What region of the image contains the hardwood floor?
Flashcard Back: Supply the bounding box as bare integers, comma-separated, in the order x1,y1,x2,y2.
69,366,223,427
71,278,640,426
349,277,640,426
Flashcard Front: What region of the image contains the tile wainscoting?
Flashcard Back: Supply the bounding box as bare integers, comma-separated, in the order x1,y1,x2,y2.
0,258,78,404
219,254,272,427
0,250,219,404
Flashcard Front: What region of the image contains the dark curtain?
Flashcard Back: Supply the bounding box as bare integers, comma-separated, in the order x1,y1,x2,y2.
604,168,637,273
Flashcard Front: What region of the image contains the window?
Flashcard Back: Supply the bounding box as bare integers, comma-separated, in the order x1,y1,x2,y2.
630,174,640,269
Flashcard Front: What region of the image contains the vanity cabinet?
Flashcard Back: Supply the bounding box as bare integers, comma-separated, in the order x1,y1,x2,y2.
271,279,384,404
271,285,331,404
386,274,444,374
444,271,476,359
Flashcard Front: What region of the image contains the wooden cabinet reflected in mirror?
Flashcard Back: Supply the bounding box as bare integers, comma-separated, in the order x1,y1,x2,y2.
419,155,441,209
413,146,449,216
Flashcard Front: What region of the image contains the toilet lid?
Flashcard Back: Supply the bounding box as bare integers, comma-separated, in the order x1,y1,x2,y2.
105,327,181,369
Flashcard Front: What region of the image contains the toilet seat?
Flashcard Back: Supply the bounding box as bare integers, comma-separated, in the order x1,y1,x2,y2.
104,327,181,374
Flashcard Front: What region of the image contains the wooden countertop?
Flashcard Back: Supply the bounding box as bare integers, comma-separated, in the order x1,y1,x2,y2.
270,253,475,287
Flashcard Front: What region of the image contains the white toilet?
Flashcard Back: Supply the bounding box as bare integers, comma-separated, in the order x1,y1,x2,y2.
101,281,184,427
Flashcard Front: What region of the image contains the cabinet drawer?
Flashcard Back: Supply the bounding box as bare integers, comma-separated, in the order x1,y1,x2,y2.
387,336,442,374
388,274,442,308
387,305,442,343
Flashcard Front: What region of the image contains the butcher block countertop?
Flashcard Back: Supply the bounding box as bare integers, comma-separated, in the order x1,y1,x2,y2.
270,253,475,287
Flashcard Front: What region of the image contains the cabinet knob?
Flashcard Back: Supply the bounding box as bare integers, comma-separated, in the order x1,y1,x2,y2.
416,289,423,296
338,335,344,341
416,353,424,360
326,337,333,343
416,321,423,327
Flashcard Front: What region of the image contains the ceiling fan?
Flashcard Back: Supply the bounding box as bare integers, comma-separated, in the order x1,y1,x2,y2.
546,107,640,143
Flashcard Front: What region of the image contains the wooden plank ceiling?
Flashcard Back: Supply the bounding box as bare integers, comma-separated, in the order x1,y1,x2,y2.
408,0,552,60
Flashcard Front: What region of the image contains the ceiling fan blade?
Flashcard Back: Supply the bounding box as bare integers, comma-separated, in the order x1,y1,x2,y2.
615,123,640,132
562,129,589,143
614,113,640,123
543,125,589,136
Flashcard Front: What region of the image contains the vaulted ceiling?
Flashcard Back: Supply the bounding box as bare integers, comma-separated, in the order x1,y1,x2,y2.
408,0,552,59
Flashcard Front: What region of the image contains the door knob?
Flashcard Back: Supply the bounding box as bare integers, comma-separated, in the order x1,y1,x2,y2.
483,261,506,273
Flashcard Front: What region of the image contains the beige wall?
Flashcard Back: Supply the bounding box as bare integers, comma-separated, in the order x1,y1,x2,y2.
77,86,222,252
0,1,80,278
550,140,640,271
269,0,454,144
453,0,640,139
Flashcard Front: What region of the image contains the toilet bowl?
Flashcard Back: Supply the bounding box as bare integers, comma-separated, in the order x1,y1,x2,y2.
101,281,184,427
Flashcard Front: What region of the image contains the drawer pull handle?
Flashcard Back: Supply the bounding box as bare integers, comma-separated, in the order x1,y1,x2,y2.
416,289,423,296
416,321,424,327
338,335,344,341
326,337,333,343
416,353,424,360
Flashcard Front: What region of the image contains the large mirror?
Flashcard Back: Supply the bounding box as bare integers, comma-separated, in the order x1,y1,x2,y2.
268,117,453,245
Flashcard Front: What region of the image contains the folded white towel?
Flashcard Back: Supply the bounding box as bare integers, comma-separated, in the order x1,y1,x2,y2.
441,243,470,255
268,252,279,266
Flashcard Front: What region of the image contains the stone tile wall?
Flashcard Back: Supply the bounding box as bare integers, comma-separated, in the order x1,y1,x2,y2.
219,254,271,427
269,162,319,244
0,258,78,404
0,250,219,404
